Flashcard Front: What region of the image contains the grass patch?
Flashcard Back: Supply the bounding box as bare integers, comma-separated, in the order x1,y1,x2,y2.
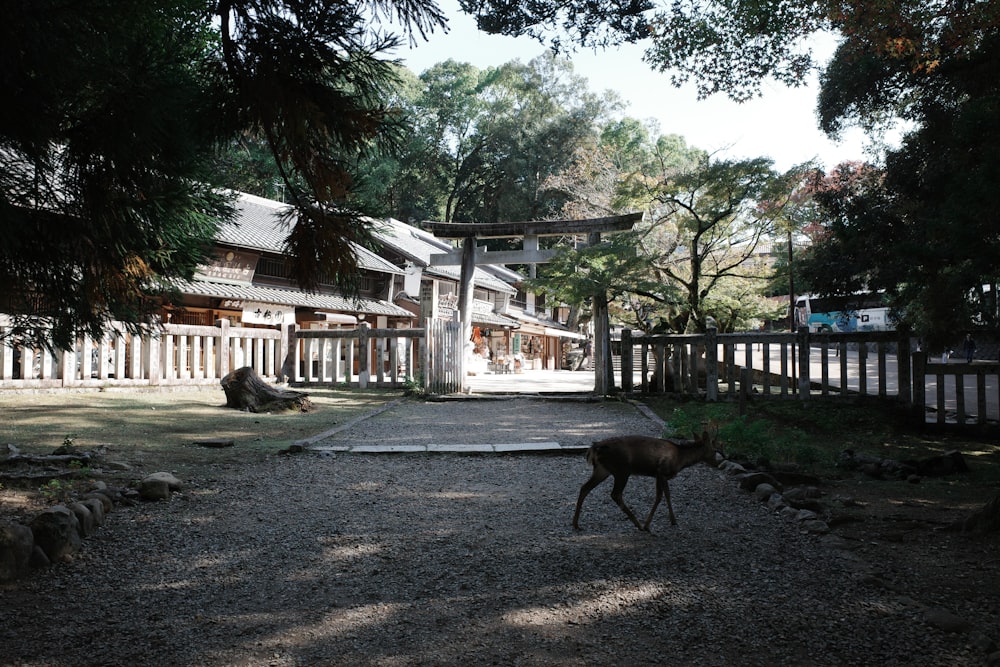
0,387,403,475
642,396,1000,485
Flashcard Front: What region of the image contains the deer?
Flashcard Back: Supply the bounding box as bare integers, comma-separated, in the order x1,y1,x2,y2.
572,426,723,532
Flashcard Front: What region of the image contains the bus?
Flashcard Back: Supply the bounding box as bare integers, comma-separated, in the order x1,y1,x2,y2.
794,293,895,333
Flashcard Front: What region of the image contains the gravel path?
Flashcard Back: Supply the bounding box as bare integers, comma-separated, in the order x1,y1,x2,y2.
0,397,987,666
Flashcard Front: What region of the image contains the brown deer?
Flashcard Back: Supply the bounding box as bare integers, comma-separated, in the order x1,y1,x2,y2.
572,427,722,531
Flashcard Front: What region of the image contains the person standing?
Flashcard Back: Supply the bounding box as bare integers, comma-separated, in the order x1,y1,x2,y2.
581,338,593,371
964,333,977,363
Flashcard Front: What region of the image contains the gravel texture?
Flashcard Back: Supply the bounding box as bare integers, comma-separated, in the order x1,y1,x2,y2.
1,397,995,666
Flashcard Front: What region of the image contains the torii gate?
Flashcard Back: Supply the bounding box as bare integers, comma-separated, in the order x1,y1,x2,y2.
424,213,642,393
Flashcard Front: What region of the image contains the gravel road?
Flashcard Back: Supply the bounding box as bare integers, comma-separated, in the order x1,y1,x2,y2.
0,397,988,666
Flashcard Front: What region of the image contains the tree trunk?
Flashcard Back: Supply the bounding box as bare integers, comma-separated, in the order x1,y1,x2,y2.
221,367,313,413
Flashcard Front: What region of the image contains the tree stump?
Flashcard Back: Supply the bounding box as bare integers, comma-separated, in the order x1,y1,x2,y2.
220,367,313,413
956,492,1000,533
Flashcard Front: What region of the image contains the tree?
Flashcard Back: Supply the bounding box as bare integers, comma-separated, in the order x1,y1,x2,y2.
0,0,445,349
644,156,792,332
461,0,1000,102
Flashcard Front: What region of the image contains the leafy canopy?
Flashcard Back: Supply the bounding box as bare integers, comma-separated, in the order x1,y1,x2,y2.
0,0,445,349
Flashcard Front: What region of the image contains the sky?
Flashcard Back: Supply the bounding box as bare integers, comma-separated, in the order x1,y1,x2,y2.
395,0,871,173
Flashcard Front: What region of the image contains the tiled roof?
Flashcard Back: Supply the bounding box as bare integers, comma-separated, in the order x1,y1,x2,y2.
373,218,519,295
438,306,520,329
221,193,402,275
176,279,413,318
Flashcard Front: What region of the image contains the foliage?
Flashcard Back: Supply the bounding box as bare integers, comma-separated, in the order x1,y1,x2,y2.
459,0,1000,347
38,479,70,504
372,53,616,225
642,156,796,331
646,396,1000,479
535,127,798,333
1,0,445,350
461,0,1000,104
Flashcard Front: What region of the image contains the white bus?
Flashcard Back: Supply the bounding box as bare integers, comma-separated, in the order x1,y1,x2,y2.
794,293,895,333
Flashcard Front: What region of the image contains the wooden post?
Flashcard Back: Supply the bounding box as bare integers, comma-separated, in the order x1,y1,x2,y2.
358,322,370,389
797,326,810,401
705,327,718,401
912,350,926,423
279,323,295,383
621,328,633,392
896,332,912,404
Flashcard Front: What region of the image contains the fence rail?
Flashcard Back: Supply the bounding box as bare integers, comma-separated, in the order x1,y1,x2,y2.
3,319,998,425
615,327,995,426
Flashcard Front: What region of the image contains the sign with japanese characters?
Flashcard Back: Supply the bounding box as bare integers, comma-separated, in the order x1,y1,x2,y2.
196,250,258,283
241,301,294,326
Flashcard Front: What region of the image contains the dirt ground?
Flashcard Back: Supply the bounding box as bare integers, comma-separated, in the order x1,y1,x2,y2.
2,393,1000,666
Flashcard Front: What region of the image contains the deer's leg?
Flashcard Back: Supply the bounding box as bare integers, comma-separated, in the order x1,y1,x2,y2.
642,478,666,531
609,474,645,531
660,477,677,525
572,467,610,529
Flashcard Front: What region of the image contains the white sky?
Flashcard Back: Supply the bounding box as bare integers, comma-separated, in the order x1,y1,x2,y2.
396,0,871,173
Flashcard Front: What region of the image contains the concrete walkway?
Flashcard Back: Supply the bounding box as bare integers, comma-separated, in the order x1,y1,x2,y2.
304,393,666,455
464,367,595,395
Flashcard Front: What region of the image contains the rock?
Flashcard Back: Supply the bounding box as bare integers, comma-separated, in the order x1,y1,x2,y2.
29,544,50,569
138,472,183,500
795,508,819,522
193,438,235,448
143,472,182,491
907,450,970,477
0,521,35,581
767,493,786,511
81,497,106,527
68,502,95,538
29,506,81,562
783,486,822,503
754,483,778,501
923,607,971,633
82,491,113,514
138,478,172,501
801,519,830,534
719,460,747,475
736,471,782,492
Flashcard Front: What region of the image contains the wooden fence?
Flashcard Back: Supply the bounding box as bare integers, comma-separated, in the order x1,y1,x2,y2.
4,319,997,424
615,328,997,426
0,318,452,392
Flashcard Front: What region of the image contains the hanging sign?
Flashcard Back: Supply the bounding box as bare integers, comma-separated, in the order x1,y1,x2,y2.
197,250,258,283
241,301,294,325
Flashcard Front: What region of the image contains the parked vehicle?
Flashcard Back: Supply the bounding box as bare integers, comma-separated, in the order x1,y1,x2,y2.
794,293,895,333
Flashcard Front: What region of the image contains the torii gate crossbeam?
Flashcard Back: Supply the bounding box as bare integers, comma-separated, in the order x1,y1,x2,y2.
421,213,642,394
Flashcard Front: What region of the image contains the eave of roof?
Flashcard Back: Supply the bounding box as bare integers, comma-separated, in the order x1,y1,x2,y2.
218,193,403,275
176,279,414,318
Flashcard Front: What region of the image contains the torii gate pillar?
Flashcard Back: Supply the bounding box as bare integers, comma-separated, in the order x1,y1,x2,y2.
426,213,642,394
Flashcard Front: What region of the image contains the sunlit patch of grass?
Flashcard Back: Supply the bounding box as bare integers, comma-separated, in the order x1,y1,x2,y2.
642,395,1000,484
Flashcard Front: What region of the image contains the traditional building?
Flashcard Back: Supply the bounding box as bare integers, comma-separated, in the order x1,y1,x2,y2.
170,193,414,330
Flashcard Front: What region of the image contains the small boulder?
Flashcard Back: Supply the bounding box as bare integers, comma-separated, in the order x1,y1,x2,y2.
143,472,182,491
737,471,782,493
137,478,172,501
0,521,35,581
754,483,778,501
138,472,183,501
30,506,81,562
68,502,95,538
82,491,113,514
81,497,106,527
